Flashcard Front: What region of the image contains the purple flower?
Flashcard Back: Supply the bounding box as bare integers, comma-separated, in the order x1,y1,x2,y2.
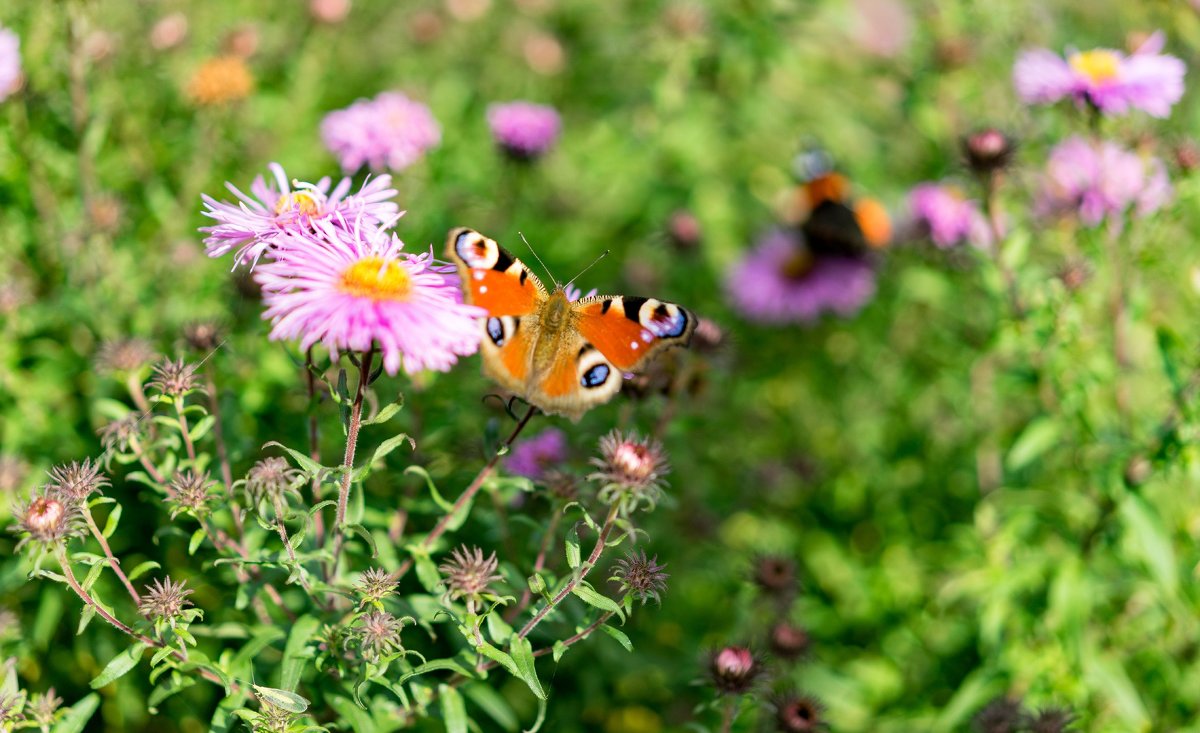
486,101,561,159
1039,136,1172,228
1013,31,1185,118
201,162,400,268
254,217,484,375
0,26,20,102
726,229,876,325
321,92,441,172
908,182,992,249
506,429,568,481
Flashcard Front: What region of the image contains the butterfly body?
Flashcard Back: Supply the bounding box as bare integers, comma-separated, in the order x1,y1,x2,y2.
446,228,696,420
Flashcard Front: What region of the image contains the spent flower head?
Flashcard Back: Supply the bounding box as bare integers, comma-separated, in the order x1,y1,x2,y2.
707,646,764,695
244,457,302,506
26,688,62,730
46,458,109,504
354,610,407,662
168,470,215,519
9,490,84,551
610,549,669,606
96,338,157,373
148,358,202,398
139,576,195,626
591,429,669,513
355,567,398,606
438,545,503,610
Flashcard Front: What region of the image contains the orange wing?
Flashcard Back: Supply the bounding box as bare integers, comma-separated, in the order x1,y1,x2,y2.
574,295,696,372
445,228,546,316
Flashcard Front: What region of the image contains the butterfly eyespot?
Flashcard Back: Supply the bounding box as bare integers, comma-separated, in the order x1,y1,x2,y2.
581,364,610,388
486,317,506,346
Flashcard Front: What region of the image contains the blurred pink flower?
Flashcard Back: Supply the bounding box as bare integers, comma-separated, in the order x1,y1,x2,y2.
254,218,484,375
150,13,188,51
310,0,351,24
487,101,561,159
506,429,568,480
1039,136,1172,227
1013,31,1185,118
201,162,400,268
908,183,992,249
321,92,441,172
726,229,876,325
850,0,912,58
0,26,21,101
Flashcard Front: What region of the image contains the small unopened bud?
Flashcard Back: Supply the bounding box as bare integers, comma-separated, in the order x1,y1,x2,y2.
355,567,397,605
355,610,406,661
591,430,671,514
768,621,811,661
610,549,669,606
772,692,825,732
667,210,702,250
27,688,63,729
138,576,194,626
753,555,798,598
149,357,202,398
47,458,109,504
150,13,188,51
1174,139,1200,173
973,696,1028,733
438,545,503,611
963,129,1015,176
527,573,547,595
707,646,762,695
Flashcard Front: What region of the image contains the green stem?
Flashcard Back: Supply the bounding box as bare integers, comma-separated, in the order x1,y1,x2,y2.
330,347,375,577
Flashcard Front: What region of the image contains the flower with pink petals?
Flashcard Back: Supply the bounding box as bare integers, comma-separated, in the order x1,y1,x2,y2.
726,228,876,325
1039,136,1172,228
0,26,21,102
487,101,561,160
201,163,400,268
321,92,441,172
254,218,484,375
506,429,568,481
1013,31,1185,118
908,183,992,249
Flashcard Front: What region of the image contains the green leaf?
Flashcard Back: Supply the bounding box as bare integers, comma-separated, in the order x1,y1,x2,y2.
280,615,322,691
487,609,513,645
188,414,216,442
570,584,624,622
126,561,160,581
189,528,206,555
252,685,309,714
406,466,453,512
463,683,519,732
353,432,414,481
50,693,100,733
551,641,567,663
410,548,441,593
398,658,475,684
600,625,633,652
1120,494,1178,595
476,642,519,677
362,397,404,426
101,504,122,538
328,696,377,733
1006,417,1060,472
147,676,196,712
91,642,148,688
263,441,328,478
76,606,96,636
565,526,581,569
509,636,546,700
347,523,378,559
439,685,468,733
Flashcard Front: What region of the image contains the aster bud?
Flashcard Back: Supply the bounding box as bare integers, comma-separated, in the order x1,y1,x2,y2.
667,210,702,250
46,458,109,504
973,696,1028,733
590,430,670,514
355,567,397,606
168,470,215,519
354,610,407,662
244,457,302,508
438,545,504,613
610,549,669,606
138,576,195,627
310,0,351,24
772,692,826,732
963,129,1015,176
95,338,157,374
149,358,202,399
753,555,798,599
1028,707,1076,733
1174,139,1200,173
768,621,811,662
183,321,222,352
707,646,763,695
149,13,188,51
9,490,83,551
27,688,62,730
98,414,145,454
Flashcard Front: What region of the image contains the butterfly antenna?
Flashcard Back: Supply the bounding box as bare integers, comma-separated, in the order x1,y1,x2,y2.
517,231,558,288
564,250,610,290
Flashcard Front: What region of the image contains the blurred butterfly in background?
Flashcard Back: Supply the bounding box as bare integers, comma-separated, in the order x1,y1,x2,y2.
791,145,892,258
445,228,697,420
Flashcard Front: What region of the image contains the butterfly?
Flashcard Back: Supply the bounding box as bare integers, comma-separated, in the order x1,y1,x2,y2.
445,228,697,420
791,147,891,258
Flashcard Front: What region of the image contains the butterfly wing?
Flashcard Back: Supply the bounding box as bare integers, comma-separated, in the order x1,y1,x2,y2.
444,228,548,398
572,295,696,372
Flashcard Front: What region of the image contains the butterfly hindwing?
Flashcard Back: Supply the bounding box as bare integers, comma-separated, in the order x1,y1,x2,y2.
573,295,696,372
445,227,547,316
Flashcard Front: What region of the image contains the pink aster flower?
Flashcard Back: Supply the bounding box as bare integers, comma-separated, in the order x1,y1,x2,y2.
487,101,562,160
1039,136,1172,228
505,429,568,481
908,182,992,249
0,26,21,102
201,162,400,268
321,92,441,172
1013,31,1185,118
726,228,876,325
254,217,484,375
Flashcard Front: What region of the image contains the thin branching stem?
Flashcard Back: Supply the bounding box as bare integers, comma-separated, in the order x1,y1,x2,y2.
330,347,375,577
81,508,142,607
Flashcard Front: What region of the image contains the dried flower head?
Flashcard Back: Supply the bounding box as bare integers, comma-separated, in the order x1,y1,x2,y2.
591,430,669,513
1028,707,1075,733
355,610,406,661
355,567,398,605
438,545,503,610
244,457,302,506
963,129,1015,175
96,338,157,373
168,470,215,519
183,321,222,352
149,358,202,398
98,414,145,454
9,490,83,550
772,692,826,732
139,576,194,625
753,555,798,598
46,458,109,504
768,621,811,662
187,56,253,105
0,456,29,494
610,549,669,606
26,688,62,729
973,696,1028,733
707,646,763,695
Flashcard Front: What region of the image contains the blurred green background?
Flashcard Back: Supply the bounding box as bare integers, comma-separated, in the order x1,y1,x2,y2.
6,0,1200,731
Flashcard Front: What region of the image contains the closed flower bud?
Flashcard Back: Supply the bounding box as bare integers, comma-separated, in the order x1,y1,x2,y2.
244,457,302,507
168,470,215,519
439,545,504,613
590,430,669,514
138,576,194,626
10,491,83,550
767,621,811,661
27,688,62,729
668,210,702,250
610,549,669,606
98,414,145,454
149,358,202,398
183,321,222,352
973,696,1028,733
96,338,157,373
46,458,109,504
355,610,407,661
355,567,398,605
753,555,798,599
963,129,1015,175
707,646,763,695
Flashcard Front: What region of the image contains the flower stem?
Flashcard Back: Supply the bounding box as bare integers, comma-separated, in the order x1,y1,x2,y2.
204,362,236,498
516,503,620,640
82,507,142,607
305,347,325,546
389,404,539,583
719,699,737,733
330,347,375,577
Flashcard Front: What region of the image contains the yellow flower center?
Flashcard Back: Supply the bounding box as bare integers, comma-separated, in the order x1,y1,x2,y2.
339,257,412,301
1069,50,1121,84
275,191,322,217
